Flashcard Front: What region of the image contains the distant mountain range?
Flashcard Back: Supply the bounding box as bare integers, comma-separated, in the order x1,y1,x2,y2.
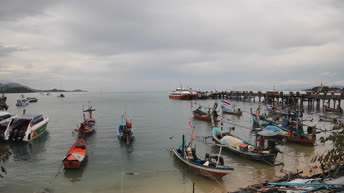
0,82,87,93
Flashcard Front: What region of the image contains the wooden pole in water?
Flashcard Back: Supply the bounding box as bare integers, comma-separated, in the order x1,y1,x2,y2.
193,182,195,193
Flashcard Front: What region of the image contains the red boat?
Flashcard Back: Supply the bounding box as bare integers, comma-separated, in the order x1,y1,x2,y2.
169,87,197,100
75,107,96,136
62,139,87,169
191,102,219,122
324,105,343,113
277,135,316,145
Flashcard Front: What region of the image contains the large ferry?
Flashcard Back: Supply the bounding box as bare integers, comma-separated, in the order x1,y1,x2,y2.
169,87,198,100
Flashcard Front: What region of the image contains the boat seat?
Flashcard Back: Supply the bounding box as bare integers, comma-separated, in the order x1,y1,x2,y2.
75,144,86,149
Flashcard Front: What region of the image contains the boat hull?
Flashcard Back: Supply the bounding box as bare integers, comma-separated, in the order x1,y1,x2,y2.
63,139,87,169
222,109,242,116
78,127,95,136
276,135,316,145
117,126,134,144
169,95,192,100
324,105,342,113
172,149,232,178
63,160,82,169
29,121,48,141
212,136,276,164
192,112,219,122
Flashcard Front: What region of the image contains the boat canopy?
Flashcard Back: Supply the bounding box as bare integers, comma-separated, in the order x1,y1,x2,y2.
13,115,43,122
258,130,279,137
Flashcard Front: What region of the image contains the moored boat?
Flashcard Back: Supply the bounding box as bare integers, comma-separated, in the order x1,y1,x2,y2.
192,102,219,122
62,139,87,169
264,125,316,145
16,99,29,107
117,113,134,144
221,105,242,116
4,114,49,142
27,97,38,103
57,93,65,98
212,127,278,164
75,107,96,137
266,105,299,118
319,115,338,122
324,105,343,113
172,135,233,178
221,99,242,116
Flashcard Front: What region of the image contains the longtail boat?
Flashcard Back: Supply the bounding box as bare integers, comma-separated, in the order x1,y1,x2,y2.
266,105,299,118
75,107,96,137
117,113,134,144
212,127,278,164
221,105,242,116
251,114,276,128
324,105,343,113
319,115,338,122
191,102,219,122
264,125,316,145
171,134,233,178
62,139,87,169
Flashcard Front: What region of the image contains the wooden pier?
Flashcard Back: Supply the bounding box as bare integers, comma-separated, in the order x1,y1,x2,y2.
196,91,344,108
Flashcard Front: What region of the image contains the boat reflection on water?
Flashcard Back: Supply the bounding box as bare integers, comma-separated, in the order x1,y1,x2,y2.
63,158,88,183
171,153,227,193
8,131,49,161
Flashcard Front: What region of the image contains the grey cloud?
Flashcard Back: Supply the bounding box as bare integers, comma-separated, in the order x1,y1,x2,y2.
1,0,344,91
0,0,59,21
0,45,20,57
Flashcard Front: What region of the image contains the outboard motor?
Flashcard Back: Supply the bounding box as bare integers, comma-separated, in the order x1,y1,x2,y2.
307,126,313,135
18,130,25,141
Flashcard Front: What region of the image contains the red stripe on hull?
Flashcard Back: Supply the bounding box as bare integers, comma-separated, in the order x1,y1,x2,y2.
169,95,192,100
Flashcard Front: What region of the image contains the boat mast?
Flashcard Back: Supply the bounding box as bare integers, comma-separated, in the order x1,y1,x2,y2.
216,146,223,167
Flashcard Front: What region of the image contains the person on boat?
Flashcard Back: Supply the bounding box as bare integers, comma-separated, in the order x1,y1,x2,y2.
212,109,218,117
268,140,280,154
214,102,218,109
258,136,265,150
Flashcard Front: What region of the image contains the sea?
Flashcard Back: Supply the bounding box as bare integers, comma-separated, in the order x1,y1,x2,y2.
0,92,339,193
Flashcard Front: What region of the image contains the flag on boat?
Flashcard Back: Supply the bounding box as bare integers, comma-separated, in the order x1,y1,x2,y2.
223,99,231,107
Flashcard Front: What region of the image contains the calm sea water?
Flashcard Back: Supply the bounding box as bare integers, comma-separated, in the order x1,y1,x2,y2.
0,92,339,193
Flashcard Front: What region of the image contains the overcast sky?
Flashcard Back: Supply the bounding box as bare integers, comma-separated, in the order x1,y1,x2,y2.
0,0,343,91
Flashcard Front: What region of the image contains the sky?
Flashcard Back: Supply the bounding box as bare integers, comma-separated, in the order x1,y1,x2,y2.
0,0,344,92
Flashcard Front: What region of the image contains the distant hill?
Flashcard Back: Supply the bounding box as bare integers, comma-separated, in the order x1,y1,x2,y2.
0,82,87,93
302,85,344,92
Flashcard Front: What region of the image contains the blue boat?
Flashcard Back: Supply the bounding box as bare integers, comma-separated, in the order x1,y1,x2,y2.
117,113,134,144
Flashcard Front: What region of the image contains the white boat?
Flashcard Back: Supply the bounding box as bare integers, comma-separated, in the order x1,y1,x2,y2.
16,99,29,107
27,97,38,103
4,114,49,142
0,112,17,140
